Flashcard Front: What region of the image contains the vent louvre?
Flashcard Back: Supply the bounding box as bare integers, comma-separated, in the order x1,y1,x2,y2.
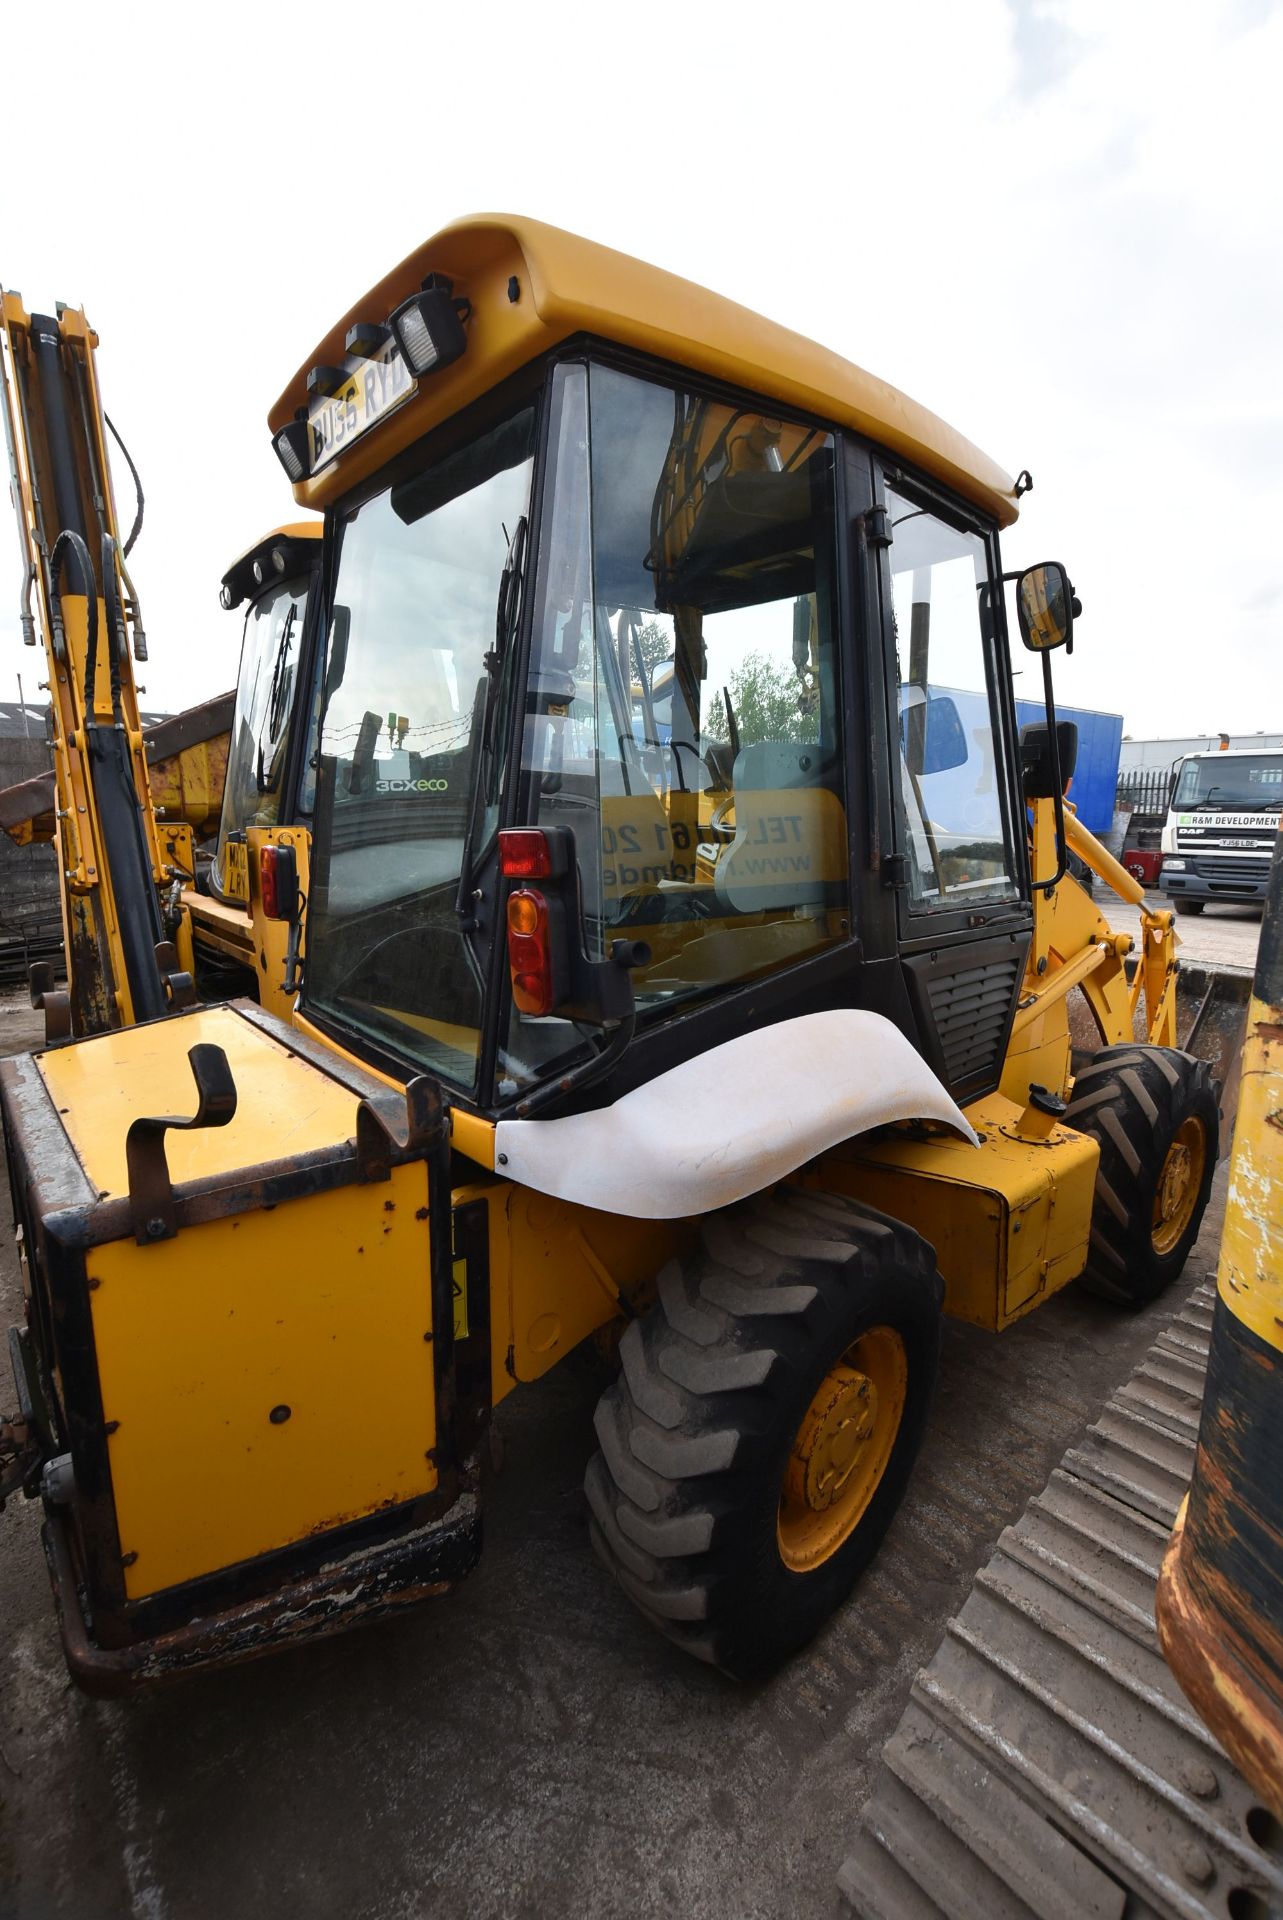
927,955,1022,1089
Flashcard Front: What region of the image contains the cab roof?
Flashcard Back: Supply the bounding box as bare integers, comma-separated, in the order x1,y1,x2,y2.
1182,746,1283,758
219,520,321,611
271,215,1020,527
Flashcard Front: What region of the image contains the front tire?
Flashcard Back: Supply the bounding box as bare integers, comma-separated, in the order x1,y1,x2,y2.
1064,1045,1218,1305
584,1188,943,1679
1174,898,1205,915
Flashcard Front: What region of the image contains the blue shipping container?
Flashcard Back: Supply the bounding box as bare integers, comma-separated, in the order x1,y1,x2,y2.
1014,699,1123,834
911,688,1123,839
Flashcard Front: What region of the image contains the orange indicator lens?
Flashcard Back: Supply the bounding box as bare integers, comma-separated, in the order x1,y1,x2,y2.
506,888,554,1015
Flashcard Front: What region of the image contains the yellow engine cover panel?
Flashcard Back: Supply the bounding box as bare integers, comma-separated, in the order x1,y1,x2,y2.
807,1096,1100,1331
91,1160,435,1600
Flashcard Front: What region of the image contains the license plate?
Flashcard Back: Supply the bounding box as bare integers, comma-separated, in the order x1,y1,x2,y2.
308,343,415,472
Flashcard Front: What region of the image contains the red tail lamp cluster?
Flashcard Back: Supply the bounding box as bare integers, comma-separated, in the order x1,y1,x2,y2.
498,829,553,880
506,889,554,1015
500,830,559,1016
259,843,298,921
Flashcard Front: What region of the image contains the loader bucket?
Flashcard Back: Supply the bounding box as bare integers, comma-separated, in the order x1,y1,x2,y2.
1174,960,1254,1155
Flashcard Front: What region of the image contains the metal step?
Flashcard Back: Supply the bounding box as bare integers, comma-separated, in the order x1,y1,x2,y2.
839,1279,1283,1920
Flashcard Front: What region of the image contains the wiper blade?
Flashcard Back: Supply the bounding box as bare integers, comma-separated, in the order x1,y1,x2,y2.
488,514,527,676
455,514,528,928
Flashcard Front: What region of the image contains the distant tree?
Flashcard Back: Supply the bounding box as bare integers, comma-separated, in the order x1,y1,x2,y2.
706,650,814,747
634,618,672,676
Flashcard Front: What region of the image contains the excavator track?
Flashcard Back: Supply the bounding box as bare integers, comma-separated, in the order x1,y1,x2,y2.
838,1280,1283,1920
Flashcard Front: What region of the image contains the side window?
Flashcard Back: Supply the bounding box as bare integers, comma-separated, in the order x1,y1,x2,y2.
886,485,1018,911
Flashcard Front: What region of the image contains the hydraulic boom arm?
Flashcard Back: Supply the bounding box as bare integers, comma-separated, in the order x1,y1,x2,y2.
0,289,190,1036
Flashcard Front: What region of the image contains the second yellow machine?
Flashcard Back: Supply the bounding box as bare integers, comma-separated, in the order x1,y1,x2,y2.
1,218,1217,1689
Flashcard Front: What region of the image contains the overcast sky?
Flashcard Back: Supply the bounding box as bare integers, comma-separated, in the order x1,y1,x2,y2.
1,0,1278,738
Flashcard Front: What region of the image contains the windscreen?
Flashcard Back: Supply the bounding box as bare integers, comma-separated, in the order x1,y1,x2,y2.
304,407,536,1088
1172,754,1283,811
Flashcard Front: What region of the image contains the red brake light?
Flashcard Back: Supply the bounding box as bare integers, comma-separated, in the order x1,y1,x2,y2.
499,829,553,880
259,844,296,920
506,888,554,1015
260,846,282,918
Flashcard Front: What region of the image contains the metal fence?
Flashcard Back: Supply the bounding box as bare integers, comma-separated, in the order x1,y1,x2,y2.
1116,768,1172,818
0,927,63,991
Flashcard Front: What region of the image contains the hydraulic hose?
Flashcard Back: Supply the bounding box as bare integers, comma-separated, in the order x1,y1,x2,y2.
104,411,143,556
100,531,126,719
48,527,100,713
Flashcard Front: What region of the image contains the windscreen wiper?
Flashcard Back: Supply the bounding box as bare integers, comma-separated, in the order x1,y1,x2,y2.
257,602,296,793
455,514,527,931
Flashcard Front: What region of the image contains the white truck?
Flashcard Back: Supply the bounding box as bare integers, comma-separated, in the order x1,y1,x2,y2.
1160,745,1283,912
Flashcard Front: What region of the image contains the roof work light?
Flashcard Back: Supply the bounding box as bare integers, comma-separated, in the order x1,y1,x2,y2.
345,322,391,358
388,275,467,377
272,417,310,483
306,364,349,400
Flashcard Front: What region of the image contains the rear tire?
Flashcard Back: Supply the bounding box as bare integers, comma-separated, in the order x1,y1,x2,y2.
1064,1045,1218,1306
1174,898,1205,915
584,1187,943,1679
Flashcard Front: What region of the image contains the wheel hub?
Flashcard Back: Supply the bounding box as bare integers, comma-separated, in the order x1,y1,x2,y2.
789,1364,878,1512
777,1324,908,1574
1152,1117,1207,1255
1158,1143,1191,1223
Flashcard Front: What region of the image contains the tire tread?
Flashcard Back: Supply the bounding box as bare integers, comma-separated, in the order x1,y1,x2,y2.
1066,1044,1218,1305
585,1186,942,1676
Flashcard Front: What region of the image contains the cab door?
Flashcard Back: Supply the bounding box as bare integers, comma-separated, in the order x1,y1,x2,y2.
873,464,1032,1105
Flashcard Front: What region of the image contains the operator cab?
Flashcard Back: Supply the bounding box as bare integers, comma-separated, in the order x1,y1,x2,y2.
269,219,1072,1124
211,524,322,902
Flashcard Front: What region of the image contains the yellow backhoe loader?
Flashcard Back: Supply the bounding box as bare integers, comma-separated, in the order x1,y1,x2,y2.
0,218,1224,1693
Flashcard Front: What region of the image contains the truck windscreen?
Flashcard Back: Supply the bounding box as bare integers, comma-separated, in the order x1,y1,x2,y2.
1173,755,1283,810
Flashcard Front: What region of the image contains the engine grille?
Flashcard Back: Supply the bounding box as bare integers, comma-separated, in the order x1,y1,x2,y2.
1186,855,1269,887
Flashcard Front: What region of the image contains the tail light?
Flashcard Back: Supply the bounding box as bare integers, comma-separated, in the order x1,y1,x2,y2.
499,823,648,1033
506,889,554,1015
499,829,555,880
259,844,297,921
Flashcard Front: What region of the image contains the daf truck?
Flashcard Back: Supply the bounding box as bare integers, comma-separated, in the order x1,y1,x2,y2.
1160,746,1283,912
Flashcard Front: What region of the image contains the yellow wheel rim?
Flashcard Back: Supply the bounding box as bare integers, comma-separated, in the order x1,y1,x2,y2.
777,1326,907,1573
1152,1117,1207,1256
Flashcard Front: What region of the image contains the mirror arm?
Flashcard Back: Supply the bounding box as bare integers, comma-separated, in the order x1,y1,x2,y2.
1031,649,1069,896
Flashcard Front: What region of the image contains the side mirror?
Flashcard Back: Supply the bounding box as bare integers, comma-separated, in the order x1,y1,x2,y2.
648,657,674,729
1020,720,1079,800
902,690,969,776
1017,562,1077,653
